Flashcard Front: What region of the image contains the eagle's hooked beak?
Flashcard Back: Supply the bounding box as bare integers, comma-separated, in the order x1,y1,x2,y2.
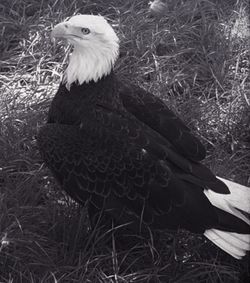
51,22,82,41
51,22,69,39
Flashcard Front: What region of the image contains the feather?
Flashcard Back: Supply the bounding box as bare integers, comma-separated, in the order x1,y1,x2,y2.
204,177,250,225
203,177,250,258
204,229,250,259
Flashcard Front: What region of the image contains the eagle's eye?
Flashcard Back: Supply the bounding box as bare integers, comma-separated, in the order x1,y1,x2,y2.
81,27,90,35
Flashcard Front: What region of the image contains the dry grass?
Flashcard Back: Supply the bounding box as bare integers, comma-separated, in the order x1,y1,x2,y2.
0,0,250,282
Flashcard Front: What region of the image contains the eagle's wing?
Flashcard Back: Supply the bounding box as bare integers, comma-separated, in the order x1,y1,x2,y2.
119,83,206,162
37,108,226,231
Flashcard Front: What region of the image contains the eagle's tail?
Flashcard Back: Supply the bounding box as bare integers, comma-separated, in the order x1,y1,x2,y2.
204,177,250,259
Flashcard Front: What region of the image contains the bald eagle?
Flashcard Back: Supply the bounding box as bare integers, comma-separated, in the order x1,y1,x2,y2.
38,15,250,259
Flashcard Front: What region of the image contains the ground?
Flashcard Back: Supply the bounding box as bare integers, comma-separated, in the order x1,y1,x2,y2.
0,0,250,282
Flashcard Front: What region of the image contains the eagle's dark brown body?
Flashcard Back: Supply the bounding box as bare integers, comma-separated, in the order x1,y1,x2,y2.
37,72,249,235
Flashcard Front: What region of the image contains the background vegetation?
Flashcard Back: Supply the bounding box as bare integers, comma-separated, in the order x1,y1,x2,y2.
0,0,249,282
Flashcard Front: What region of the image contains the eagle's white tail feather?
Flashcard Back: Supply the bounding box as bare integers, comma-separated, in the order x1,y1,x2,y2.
203,177,250,259
204,229,250,259
204,177,250,225
217,177,250,214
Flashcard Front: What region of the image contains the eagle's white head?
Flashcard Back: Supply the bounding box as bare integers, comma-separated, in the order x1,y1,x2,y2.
51,15,119,88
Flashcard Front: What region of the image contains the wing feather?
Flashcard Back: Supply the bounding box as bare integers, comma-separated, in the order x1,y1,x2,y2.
38,111,219,232
119,82,206,162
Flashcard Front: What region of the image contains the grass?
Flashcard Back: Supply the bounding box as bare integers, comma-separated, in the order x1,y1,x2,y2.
0,0,250,282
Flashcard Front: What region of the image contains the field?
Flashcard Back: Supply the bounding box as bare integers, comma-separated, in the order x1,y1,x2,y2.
0,0,250,282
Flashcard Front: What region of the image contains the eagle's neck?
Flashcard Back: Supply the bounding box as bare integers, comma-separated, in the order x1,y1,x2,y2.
64,44,119,89
49,72,124,124
64,71,124,109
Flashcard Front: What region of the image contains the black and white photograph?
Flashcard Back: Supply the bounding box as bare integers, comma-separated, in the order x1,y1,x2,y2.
0,0,249,282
